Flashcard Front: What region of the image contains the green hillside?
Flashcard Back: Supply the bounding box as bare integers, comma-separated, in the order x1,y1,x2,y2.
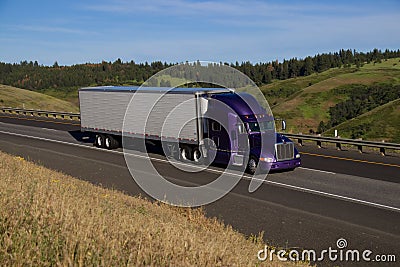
265,58,400,138
324,99,400,143
0,84,79,113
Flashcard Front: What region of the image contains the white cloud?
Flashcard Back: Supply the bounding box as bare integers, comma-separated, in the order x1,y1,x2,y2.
81,0,344,18
9,25,97,35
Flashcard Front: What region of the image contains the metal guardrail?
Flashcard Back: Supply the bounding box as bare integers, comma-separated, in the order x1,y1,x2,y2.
283,133,400,156
0,107,80,120
1,107,399,155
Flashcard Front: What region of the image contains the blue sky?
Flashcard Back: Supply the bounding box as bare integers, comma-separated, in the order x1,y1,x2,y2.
0,0,399,65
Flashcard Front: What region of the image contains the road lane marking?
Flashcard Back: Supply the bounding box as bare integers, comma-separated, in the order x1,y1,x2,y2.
0,129,399,213
250,177,400,212
298,167,336,174
0,115,80,126
301,151,400,168
41,127,59,131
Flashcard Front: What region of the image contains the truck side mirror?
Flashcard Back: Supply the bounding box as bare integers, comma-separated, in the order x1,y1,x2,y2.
281,120,286,131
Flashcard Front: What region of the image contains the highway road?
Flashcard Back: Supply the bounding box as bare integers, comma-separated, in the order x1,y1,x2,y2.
0,114,399,266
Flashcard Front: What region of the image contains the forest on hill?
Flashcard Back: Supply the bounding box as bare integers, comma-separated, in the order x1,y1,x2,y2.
0,49,399,91
1,48,399,141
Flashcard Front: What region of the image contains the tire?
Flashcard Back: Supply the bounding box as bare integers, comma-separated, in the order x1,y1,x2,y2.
105,135,119,150
246,156,258,175
95,134,105,148
192,147,203,164
180,146,192,161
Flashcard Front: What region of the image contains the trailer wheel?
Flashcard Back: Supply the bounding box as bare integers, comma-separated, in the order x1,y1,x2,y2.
105,135,119,149
193,147,203,164
95,134,105,148
246,156,258,175
180,146,192,161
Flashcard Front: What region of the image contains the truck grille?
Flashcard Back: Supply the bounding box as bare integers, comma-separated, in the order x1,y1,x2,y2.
275,143,294,161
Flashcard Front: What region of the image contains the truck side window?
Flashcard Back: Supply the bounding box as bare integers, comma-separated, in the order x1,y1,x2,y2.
211,121,221,132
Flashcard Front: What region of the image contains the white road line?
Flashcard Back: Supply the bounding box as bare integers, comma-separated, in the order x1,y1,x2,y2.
255,178,400,212
0,129,399,213
41,127,59,131
298,167,336,175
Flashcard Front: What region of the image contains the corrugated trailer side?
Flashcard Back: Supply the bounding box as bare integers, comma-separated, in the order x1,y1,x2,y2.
79,88,199,143
125,92,198,142
79,90,132,133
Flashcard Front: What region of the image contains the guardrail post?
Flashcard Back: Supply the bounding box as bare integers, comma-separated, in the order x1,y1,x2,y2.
380,147,386,156
357,145,363,153
317,140,322,148
336,142,342,151
297,138,303,146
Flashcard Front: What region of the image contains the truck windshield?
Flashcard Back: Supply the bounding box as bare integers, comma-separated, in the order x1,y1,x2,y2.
247,121,274,132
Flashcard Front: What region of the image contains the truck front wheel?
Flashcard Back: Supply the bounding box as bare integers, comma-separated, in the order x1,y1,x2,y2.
246,156,258,175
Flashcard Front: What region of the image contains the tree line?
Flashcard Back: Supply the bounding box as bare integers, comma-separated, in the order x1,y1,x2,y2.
0,48,399,91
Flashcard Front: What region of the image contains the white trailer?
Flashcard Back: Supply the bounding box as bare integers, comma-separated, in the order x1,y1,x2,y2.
79,86,230,153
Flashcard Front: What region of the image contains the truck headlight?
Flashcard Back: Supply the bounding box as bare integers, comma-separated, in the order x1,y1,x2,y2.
295,153,301,159
260,157,275,163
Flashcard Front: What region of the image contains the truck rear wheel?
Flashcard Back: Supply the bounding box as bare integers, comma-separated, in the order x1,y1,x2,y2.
193,147,203,164
180,146,192,161
95,134,105,148
105,135,119,149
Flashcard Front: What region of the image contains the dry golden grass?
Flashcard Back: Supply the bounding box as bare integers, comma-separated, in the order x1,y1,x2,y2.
0,151,309,267
0,84,79,112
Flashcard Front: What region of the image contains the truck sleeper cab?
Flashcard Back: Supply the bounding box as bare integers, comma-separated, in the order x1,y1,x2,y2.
207,92,301,173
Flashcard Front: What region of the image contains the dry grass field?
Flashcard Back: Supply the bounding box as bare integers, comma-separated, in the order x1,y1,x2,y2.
0,151,309,266
0,84,78,112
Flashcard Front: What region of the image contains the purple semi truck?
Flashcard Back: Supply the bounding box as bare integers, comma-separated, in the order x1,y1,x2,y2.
79,86,301,174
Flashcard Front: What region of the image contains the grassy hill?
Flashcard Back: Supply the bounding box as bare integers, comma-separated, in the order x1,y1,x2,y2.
324,99,400,143
0,151,308,266
263,58,400,140
0,84,79,112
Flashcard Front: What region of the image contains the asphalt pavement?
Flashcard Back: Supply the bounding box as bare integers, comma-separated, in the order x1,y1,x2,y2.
0,114,399,266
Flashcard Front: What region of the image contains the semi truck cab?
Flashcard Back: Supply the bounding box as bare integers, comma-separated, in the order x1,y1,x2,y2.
206,92,301,174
